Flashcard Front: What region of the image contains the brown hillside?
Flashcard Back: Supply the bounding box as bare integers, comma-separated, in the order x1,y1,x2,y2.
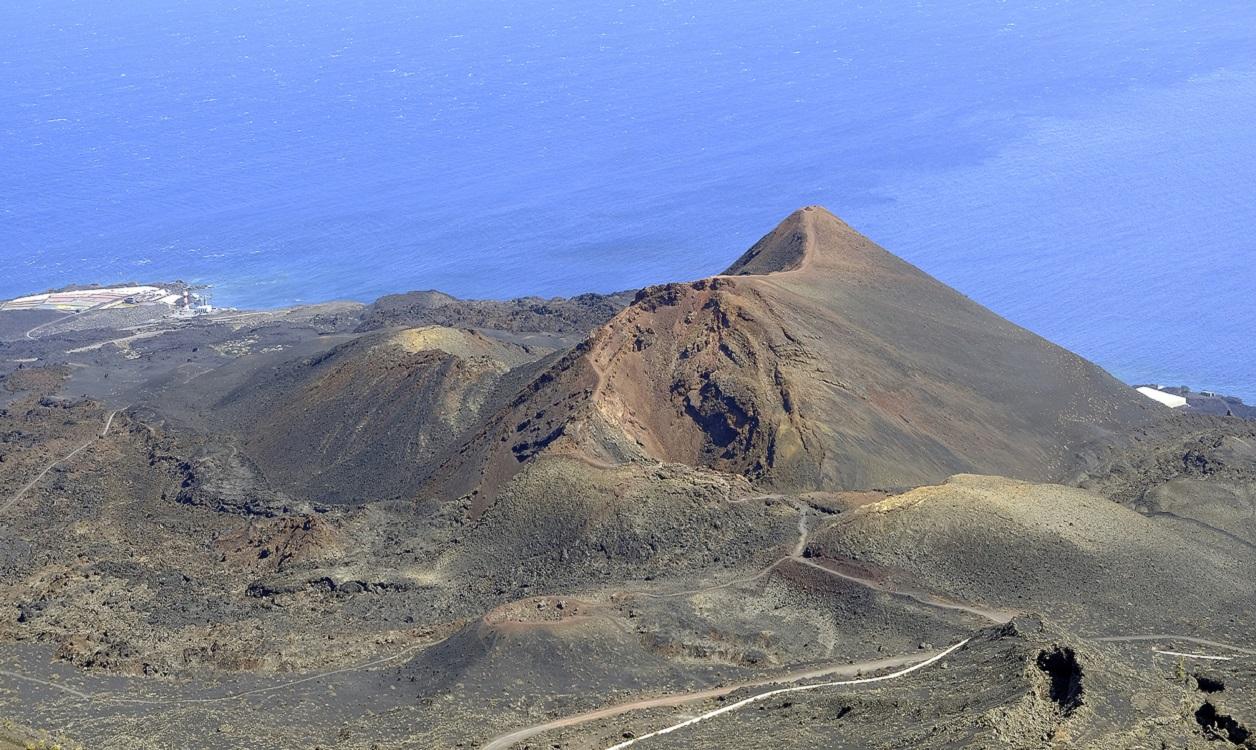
427,206,1154,508
216,327,548,504
805,474,1256,637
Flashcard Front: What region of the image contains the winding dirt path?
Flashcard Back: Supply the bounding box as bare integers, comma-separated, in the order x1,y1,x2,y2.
100,409,120,437
0,632,453,710
24,312,80,341
626,500,1011,627
1095,635,1256,657
790,557,1013,624
483,627,1256,749
24,300,119,341
792,504,810,557
104,634,451,706
1142,509,1256,552
478,501,1005,750
631,559,790,601
65,329,164,354
0,410,119,517
602,639,970,750
204,311,273,324
481,643,963,750
626,498,811,601
0,405,460,710
1152,649,1233,661
0,669,94,700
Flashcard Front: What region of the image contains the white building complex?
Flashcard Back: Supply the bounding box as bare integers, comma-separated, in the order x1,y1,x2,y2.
0,285,182,313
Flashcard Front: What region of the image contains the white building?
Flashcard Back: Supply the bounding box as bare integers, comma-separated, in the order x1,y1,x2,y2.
1135,386,1188,408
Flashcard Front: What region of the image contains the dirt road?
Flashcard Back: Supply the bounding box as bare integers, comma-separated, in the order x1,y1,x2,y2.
1095,634,1256,656
0,631,452,709
24,300,118,340
627,500,1012,626
602,639,970,749
481,644,963,750
791,557,1014,624
0,410,118,517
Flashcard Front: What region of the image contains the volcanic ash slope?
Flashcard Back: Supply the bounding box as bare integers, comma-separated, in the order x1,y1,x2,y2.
429,205,1155,515
806,474,1256,638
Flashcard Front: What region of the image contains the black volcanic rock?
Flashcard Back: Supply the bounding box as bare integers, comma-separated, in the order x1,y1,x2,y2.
357,289,635,337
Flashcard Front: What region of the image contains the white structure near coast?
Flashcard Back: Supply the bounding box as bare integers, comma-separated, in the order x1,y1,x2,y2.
1135,386,1188,408
0,285,182,312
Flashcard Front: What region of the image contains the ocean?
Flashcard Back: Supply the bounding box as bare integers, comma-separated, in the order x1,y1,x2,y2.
2,1,1253,397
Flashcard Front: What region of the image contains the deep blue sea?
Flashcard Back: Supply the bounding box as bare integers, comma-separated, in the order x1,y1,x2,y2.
2,1,1253,397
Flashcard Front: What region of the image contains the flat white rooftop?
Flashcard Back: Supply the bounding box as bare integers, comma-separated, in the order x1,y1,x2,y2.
1136,386,1188,408
0,286,174,312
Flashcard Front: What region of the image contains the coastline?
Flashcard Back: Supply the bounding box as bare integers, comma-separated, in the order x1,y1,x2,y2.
1,279,1252,415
